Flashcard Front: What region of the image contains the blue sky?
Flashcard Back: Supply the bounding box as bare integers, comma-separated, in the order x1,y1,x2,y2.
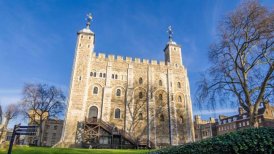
0,0,273,126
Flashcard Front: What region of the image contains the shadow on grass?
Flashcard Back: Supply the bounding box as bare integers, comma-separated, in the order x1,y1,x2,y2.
0,146,151,154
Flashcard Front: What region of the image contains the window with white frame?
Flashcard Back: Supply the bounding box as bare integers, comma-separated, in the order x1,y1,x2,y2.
233,117,237,121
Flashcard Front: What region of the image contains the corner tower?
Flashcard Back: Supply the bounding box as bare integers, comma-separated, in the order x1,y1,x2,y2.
58,14,95,147
164,26,183,66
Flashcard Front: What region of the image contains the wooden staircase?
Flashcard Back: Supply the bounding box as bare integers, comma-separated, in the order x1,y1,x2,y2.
83,117,137,148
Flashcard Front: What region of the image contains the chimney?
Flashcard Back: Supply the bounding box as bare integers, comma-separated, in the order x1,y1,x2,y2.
263,100,270,109
238,107,244,115
194,115,201,122
209,117,215,123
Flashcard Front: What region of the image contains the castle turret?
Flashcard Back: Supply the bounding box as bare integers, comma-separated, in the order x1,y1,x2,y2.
59,13,95,147
164,26,183,66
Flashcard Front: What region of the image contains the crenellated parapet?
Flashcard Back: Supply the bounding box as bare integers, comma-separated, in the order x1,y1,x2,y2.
91,52,186,69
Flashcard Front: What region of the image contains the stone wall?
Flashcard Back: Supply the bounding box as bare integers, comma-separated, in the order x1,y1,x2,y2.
57,27,194,148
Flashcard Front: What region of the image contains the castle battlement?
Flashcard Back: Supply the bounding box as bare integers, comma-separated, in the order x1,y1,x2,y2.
92,52,175,67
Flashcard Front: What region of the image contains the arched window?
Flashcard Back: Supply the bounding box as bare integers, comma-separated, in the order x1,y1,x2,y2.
160,114,164,121
100,73,102,77
138,113,143,120
115,74,118,79
178,96,182,102
139,92,143,99
139,77,143,84
112,74,114,79
159,94,163,100
177,82,181,88
94,72,97,77
180,116,184,124
159,80,162,86
93,87,98,94
88,106,98,119
116,89,121,96
115,108,121,119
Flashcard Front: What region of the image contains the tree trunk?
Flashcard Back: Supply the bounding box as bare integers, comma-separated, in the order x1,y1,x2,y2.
0,119,10,142
249,107,259,128
39,122,43,146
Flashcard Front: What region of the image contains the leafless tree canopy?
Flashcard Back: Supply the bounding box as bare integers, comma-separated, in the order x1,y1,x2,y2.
20,83,66,146
4,103,19,122
0,103,19,141
196,1,273,126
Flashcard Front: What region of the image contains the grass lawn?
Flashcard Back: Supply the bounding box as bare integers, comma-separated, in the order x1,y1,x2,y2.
0,146,151,154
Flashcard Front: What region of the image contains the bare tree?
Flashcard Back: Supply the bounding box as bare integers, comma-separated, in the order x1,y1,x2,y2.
125,82,177,147
0,103,19,142
20,83,65,146
196,1,273,127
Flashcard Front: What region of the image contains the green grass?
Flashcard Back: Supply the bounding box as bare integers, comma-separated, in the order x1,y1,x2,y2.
0,146,151,154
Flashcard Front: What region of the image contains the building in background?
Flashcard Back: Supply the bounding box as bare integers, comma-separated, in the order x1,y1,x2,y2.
194,102,274,141
217,102,274,135
26,118,63,147
25,110,64,147
42,119,64,146
5,129,13,142
193,115,216,141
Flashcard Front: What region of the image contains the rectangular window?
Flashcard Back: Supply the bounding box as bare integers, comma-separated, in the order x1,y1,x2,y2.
247,121,249,125
52,133,56,139
239,123,242,127
243,122,245,126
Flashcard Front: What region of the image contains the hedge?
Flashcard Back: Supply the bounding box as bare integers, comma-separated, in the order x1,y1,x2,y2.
153,127,274,154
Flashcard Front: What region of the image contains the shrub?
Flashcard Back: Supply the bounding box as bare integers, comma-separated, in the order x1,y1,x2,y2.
153,127,274,154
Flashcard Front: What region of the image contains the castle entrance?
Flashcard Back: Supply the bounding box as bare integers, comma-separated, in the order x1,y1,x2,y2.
88,106,98,122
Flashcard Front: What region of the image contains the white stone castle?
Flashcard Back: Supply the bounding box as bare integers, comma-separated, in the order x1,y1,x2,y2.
57,14,194,148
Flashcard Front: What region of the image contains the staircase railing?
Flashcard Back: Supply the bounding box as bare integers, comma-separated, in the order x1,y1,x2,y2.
84,117,137,146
